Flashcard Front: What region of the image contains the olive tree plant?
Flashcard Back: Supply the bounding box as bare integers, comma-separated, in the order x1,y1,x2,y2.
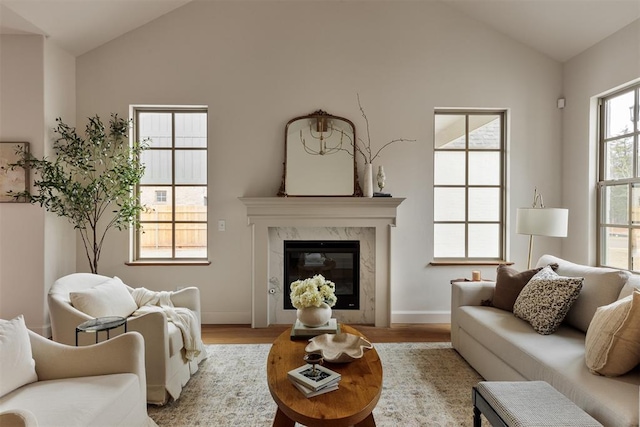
11,114,147,274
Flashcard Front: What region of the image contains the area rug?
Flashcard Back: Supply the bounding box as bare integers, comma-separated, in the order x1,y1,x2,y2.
148,342,485,426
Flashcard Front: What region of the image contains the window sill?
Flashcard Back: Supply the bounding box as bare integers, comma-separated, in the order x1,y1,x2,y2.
429,260,514,266
125,260,211,267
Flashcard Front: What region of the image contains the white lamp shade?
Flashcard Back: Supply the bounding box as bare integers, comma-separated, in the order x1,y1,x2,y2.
516,208,568,237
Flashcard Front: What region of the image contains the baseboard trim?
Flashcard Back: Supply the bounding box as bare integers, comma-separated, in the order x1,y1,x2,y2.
391,310,451,324
202,311,251,324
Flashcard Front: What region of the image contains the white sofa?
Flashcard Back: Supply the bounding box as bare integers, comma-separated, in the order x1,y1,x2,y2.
452,254,640,427
0,328,156,427
48,273,207,405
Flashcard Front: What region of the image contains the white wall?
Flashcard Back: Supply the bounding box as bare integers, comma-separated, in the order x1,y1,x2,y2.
0,35,76,334
562,19,640,265
76,1,564,324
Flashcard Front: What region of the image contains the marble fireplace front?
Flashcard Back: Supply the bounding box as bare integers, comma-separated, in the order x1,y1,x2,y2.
269,227,375,325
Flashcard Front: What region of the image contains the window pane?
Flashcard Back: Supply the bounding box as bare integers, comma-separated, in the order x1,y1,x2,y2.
139,222,172,258
175,150,207,185
434,115,466,149
469,152,500,185
139,186,172,221
175,113,207,148
175,187,207,221
468,224,499,258
604,184,628,224
468,188,500,221
140,150,172,184
434,188,465,221
604,137,633,180
606,91,634,138
434,151,465,185
469,115,501,149
603,226,628,269
632,229,640,271
175,223,207,258
433,224,465,257
139,112,172,148
633,183,640,225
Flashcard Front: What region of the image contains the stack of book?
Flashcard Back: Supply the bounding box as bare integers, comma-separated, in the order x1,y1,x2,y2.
290,318,339,340
287,364,341,398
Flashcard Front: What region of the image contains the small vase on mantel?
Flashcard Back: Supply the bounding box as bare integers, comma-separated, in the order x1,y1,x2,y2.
297,303,332,327
363,163,374,198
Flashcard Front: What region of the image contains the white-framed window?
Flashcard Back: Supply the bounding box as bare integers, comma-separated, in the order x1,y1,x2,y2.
598,83,640,270
433,111,506,261
133,107,208,260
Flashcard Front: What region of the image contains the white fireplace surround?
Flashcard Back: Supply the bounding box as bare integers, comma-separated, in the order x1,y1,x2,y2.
240,197,404,328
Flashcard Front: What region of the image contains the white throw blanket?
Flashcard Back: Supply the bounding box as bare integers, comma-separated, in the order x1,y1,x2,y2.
131,287,203,361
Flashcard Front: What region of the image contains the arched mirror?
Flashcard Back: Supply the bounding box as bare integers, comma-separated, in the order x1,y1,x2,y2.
278,110,361,197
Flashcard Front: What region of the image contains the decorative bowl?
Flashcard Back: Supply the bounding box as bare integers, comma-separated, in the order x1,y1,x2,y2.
305,333,373,363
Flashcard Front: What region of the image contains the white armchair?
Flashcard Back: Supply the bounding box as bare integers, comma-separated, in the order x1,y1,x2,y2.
48,273,206,405
0,330,155,427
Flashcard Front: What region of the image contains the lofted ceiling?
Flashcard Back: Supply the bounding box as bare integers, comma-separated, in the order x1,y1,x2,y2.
0,0,639,61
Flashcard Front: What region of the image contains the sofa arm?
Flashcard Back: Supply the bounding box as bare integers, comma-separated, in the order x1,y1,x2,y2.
29,331,146,384
451,281,496,309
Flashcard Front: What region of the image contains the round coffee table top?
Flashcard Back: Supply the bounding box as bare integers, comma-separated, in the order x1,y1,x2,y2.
267,324,383,427
76,316,126,333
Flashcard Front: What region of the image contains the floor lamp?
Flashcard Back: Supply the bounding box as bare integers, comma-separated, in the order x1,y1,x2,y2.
516,189,569,269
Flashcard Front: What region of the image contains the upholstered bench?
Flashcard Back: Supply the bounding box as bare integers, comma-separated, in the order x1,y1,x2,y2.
473,381,603,427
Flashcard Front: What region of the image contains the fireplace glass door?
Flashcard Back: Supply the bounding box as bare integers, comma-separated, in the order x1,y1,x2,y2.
284,240,360,310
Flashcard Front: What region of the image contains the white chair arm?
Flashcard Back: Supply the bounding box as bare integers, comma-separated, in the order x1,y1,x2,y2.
170,287,201,314
29,331,146,385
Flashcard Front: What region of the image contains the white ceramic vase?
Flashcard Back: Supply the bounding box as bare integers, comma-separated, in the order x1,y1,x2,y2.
363,163,374,198
297,303,332,327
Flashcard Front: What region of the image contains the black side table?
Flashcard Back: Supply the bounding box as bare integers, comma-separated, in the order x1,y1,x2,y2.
75,316,127,346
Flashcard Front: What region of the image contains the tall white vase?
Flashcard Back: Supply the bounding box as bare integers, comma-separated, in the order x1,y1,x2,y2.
363,163,374,198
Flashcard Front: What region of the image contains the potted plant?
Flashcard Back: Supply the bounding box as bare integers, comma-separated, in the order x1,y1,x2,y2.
10,114,147,274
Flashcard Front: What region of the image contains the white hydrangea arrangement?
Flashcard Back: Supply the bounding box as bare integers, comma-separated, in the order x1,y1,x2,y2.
290,274,337,309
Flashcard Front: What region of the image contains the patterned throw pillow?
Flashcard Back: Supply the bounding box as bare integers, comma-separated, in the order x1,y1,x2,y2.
513,266,583,335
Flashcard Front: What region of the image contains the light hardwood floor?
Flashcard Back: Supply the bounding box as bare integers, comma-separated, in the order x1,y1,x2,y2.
201,323,451,344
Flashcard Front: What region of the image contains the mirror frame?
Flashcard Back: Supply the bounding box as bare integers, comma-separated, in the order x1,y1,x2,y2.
278,110,362,197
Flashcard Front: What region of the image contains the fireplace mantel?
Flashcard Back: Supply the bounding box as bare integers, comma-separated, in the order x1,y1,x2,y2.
240,197,404,327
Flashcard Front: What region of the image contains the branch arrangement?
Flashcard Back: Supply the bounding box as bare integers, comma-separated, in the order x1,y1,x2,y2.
353,94,415,164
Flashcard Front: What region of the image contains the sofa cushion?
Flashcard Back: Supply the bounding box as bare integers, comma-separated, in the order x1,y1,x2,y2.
492,265,545,312
456,306,640,427
585,290,640,377
513,266,583,335
619,275,640,300
536,254,628,332
0,316,37,398
0,373,141,427
70,277,138,318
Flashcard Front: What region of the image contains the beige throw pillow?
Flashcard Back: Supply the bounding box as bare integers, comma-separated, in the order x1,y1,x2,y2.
585,290,640,377
0,315,38,398
70,276,138,318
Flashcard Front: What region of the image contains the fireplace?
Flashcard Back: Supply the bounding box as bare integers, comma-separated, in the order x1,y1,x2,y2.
284,240,360,310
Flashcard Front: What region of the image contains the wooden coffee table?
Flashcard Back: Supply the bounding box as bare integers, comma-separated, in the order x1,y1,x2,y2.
267,324,383,427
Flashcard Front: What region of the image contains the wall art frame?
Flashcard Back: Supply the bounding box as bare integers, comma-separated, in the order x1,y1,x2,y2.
0,141,29,203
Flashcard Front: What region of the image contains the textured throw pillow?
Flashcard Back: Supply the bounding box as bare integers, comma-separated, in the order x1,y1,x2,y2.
513,266,583,335
0,315,38,398
70,276,138,318
585,291,640,376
